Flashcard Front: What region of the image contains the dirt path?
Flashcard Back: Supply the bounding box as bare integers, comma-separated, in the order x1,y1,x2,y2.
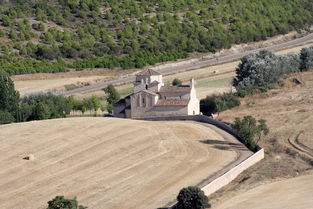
0,118,238,209
214,173,313,209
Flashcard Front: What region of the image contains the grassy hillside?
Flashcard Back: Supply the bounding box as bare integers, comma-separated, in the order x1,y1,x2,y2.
0,0,313,75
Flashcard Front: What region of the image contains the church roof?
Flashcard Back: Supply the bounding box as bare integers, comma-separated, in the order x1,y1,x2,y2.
155,99,189,106
142,90,158,96
136,69,161,76
159,86,191,93
148,80,160,87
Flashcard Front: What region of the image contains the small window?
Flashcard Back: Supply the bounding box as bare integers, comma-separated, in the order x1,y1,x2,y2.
180,96,182,100
146,85,148,90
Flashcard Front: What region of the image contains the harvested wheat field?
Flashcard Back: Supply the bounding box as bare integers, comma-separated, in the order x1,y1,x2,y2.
0,117,237,209
215,173,313,209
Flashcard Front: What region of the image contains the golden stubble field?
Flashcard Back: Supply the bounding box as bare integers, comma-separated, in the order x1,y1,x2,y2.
0,117,237,209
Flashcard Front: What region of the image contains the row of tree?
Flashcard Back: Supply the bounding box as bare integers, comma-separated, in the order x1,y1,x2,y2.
0,71,105,124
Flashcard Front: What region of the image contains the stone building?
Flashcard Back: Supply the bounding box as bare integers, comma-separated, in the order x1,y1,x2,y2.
113,69,200,118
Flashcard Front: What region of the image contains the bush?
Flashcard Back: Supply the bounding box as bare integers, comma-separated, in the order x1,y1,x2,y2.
200,93,240,115
172,78,182,86
46,196,87,209
0,110,15,124
231,116,269,151
176,186,210,209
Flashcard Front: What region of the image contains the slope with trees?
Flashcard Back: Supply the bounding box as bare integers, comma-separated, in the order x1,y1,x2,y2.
0,0,313,74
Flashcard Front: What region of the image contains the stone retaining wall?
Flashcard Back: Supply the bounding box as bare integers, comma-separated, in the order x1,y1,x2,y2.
201,148,264,196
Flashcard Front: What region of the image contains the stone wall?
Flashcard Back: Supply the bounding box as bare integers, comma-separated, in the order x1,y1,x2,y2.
201,148,264,196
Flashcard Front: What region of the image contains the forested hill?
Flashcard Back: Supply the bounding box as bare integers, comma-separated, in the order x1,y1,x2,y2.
1,0,313,75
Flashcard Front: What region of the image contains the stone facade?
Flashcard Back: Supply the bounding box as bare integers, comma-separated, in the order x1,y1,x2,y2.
113,69,200,118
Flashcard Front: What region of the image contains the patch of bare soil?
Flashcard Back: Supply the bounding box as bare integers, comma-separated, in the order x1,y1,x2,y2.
210,71,313,208
0,118,237,209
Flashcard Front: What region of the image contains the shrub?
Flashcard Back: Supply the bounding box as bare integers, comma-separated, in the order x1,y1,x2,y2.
172,78,182,86
200,93,240,115
176,186,210,209
46,196,87,209
231,115,269,151
0,110,15,125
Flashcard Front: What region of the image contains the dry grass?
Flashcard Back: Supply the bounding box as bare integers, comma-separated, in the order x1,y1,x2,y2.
210,71,313,208
215,172,313,209
0,117,237,209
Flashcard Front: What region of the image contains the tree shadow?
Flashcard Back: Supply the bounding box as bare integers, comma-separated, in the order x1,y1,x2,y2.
200,139,247,151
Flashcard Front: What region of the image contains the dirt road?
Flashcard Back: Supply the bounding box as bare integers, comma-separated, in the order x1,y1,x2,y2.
63,32,313,96
0,118,238,209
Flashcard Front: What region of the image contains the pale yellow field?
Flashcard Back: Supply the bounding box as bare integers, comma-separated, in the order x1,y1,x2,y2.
0,117,237,209
14,76,107,97
215,173,313,209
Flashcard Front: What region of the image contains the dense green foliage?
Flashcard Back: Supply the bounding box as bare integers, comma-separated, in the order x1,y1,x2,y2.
233,50,300,89
300,46,313,71
0,72,103,125
200,93,240,115
172,78,182,86
0,71,19,122
0,56,68,75
103,84,120,113
0,110,15,124
176,186,210,209
0,0,313,74
47,196,87,209
231,116,269,151
20,93,74,121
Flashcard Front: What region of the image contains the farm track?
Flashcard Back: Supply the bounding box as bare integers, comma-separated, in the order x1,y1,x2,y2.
288,131,313,158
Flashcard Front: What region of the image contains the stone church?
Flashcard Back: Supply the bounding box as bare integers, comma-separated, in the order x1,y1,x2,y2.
113,69,200,118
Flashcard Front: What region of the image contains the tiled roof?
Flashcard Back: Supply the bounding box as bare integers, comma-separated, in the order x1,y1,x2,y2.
136,69,161,76
142,90,158,96
155,99,189,106
159,86,191,93
149,80,159,87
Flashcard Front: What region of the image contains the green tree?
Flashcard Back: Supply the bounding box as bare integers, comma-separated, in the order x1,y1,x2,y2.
172,78,182,86
0,110,15,125
103,84,120,113
300,46,313,71
46,196,87,209
176,186,210,209
200,93,240,115
0,71,20,115
231,115,269,151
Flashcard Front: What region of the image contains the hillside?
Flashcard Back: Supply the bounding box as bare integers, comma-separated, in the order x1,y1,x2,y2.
1,0,313,75
210,71,313,207
216,173,313,209
0,117,238,209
